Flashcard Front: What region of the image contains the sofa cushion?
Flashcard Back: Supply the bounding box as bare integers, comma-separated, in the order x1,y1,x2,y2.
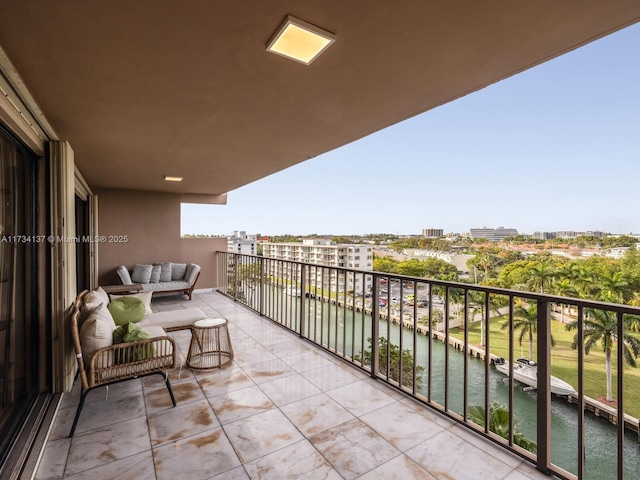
138,307,206,331
184,264,201,286
159,262,172,282
132,264,153,284
110,291,153,316
171,263,187,280
108,297,146,325
79,304,117,368
150,264,161,283
81,287,110,325
141,281,190,292
116,265,133,285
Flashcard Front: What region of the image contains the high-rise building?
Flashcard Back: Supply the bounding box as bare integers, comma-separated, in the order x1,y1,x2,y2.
422,228,444,238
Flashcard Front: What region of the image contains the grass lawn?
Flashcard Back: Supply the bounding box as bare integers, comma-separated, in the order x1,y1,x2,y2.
450,316,640,419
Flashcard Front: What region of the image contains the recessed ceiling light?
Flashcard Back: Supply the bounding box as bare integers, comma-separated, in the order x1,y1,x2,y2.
164,176,183,182
266,15,335,65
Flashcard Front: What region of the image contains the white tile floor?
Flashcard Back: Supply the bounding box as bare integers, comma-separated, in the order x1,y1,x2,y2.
35,292,556,479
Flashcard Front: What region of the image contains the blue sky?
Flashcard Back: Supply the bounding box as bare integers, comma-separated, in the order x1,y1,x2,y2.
182,24,640,237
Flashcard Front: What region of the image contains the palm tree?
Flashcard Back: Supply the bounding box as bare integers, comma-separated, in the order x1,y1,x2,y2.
597,271,628,304
552,278,578,323
502,303,555,360
469,291,505,347
527,262,556,293
467,402,537,453
566,309,640,402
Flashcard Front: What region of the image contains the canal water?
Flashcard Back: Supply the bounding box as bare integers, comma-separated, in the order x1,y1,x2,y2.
263,290,639,479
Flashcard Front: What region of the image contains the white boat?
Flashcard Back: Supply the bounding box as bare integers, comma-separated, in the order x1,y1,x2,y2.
494,357,577,396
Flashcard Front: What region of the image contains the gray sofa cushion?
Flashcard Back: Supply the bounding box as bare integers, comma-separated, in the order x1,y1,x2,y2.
141,280,190,292
132,264,153,283
159,262,172,282
171,262,187,280
116,265,133,285
184,264,201,285
150,264,161,283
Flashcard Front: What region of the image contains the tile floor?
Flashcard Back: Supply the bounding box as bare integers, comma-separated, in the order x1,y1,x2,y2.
34,292,556,480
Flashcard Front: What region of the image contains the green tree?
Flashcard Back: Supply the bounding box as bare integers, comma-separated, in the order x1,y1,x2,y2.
356,337,424,391
467,402,537,453
597,271,627,304
373,255,399,274
526,262,556,293
501,303,555,360
566,309,640,402
552,278,578,323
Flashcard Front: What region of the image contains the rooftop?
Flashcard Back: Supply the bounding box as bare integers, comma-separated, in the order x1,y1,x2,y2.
36,292,553,479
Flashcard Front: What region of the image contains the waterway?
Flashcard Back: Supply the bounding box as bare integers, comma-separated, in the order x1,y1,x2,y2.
262,290,639,479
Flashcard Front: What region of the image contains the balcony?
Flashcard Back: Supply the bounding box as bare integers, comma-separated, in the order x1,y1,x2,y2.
219,253,640,480
36,290,549,480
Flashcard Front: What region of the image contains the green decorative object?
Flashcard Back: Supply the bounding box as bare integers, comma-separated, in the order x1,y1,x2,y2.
112,322,154,362
107,296,145,325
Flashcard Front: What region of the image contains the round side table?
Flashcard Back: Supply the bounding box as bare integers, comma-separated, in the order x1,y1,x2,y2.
186,318,234,370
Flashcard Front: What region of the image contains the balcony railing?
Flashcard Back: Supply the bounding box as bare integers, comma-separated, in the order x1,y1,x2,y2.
217,252,640,480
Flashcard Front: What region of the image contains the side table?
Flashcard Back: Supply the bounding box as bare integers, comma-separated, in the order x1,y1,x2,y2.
101,284,143,295
186,318,234,370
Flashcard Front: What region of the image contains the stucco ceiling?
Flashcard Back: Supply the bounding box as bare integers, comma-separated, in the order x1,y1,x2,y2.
0,1,639,197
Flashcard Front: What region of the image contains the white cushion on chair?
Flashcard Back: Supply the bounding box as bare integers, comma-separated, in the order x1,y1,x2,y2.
79,304,117,368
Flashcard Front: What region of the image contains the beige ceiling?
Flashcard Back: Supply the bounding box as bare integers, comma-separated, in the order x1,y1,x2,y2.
0,1,639,198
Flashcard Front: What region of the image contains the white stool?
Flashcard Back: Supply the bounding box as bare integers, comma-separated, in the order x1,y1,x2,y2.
186,318,234,370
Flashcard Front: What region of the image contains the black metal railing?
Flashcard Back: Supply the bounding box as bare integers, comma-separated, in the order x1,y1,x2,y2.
217,251,640,480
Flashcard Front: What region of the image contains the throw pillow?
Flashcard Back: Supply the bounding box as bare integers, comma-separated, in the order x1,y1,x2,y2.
131,264,153,283
150,264,161,283
112,322,154,363
116,265,133,285
159,262,172,282
107,297,146,325
110,291,152,316
184,264,201,285
79,304,117,368
171,262,187,280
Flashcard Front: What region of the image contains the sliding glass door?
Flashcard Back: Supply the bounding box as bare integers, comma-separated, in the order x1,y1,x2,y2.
0,127,38,465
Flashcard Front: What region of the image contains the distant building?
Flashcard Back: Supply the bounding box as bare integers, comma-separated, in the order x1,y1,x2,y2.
262,238,373,292
469,226,519,242
555,231,579,239
533,231,556,240
412,250,474,273
606,247,629,260
227,230,257,255
422,228,443,238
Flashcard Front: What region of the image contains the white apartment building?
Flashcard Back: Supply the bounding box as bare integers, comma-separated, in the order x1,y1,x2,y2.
227,230,258,255
262,239,373,293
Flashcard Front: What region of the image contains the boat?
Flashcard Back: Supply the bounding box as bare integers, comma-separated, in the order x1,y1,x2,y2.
494,357,577,396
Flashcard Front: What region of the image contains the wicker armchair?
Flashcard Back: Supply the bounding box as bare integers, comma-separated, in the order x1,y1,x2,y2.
69,291,177,436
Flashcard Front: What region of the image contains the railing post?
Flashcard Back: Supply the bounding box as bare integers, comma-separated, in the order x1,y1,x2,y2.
259,257,265,316
233,254,239,301
536,299,551,474
371,274,380,378
299,263,306,337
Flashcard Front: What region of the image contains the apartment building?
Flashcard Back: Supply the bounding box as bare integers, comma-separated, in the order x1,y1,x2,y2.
469,226,519,242
263,239,373,292
227,230,258,255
